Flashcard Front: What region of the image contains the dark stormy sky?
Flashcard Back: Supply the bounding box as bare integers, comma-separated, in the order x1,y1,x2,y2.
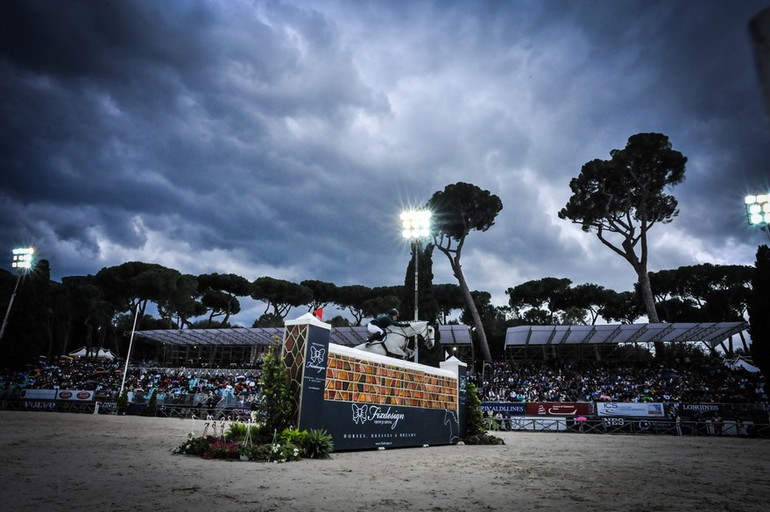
1,0,769,325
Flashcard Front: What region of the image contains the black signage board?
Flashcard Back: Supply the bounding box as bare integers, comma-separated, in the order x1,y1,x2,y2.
458,365,468,438
297,324,331,431
324,401,459,451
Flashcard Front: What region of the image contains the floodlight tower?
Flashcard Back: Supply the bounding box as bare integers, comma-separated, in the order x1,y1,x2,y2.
745,193,770,242
400,210,431,321
0,247,35,343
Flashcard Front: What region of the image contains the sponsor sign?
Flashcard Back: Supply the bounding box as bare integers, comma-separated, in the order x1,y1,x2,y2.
603,417,625,427
525,402,591,416
677,403,722,417
330,401,457,449
56,390,94,401
298,325,330,428
595,402,666,418
19,389,57,400
22,400,59,411
457,366,467,438
481,402,526,416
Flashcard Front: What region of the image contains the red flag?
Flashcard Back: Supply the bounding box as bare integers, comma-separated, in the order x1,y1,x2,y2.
313,308,323,320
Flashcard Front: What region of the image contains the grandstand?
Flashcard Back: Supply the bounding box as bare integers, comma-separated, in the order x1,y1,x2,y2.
133,324,474,367
504,321,749,361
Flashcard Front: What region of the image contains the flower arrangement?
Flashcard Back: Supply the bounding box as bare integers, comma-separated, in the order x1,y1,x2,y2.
172,342,334,463
172,424,334,463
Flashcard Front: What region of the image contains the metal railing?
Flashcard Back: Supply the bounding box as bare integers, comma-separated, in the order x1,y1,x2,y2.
486,417,770,437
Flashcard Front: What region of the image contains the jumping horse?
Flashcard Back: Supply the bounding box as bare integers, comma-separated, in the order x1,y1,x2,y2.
354,321,435,362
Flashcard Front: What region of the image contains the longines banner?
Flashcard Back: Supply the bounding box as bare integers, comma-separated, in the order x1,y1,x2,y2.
291,315,461,451
677,403,723,417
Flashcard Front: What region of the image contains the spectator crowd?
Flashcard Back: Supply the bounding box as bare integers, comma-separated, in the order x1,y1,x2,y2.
472,359,767,404
1,353,767,407
0,356,263,407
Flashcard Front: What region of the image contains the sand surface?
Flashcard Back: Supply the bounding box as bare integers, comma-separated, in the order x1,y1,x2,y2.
1,410,769,512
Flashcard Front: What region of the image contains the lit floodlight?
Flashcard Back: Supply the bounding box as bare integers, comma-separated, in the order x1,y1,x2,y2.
745,193,770,227
11,247,34,269
400,210,432,240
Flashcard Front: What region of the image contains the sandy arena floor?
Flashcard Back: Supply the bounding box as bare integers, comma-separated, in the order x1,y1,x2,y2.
0,411,768,512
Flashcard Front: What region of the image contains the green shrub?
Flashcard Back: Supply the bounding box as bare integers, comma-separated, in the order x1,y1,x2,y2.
464,381,487,436
279,427,307,447
270,442,300,462
301,429,334,459
258,344,293,434
462,381,504,445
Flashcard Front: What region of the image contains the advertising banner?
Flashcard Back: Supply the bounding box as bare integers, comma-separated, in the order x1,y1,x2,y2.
595,402,666,418
320,345,460,450
457,365,468,439
21,400,59,411
56,390,94,401
18,389,57,400
525,402,591,416
481,402,526,416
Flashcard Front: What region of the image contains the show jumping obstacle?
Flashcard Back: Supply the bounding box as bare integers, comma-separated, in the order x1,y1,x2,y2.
282,313,467,451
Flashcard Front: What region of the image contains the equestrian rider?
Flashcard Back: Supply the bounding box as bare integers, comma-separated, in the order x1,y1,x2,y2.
366,308,409,344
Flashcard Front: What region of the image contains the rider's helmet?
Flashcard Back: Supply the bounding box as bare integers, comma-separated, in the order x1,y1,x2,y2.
388,308,399,317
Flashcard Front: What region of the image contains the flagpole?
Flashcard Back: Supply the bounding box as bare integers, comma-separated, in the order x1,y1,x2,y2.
118,305,140,399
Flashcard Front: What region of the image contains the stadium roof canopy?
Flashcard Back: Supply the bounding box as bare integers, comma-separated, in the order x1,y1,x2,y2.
504,322,748,350
134,324,473,347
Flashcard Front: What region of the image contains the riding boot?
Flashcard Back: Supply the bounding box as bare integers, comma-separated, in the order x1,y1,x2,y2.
366,331,385,345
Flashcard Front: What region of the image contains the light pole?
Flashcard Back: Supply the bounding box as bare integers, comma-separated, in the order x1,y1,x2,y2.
400,210,431,321
745,193,770,242
118,304,141,400
0,247,35,343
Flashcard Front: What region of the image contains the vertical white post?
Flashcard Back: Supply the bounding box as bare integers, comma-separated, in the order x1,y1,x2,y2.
118,305,140,399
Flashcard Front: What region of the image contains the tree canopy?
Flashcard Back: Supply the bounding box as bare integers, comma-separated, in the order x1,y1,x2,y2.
428,182,503,362
558,132,687,328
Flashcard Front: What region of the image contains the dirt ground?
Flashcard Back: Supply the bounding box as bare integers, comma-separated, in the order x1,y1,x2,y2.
0,410,768,512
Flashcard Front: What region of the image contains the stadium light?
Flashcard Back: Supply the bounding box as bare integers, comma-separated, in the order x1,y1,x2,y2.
0,247,35,343
400,210,431,322
745,193,770,241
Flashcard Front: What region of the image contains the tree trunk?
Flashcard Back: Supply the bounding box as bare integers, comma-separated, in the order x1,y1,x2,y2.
636,264,665,356
636,266,660,323
451,259,493,362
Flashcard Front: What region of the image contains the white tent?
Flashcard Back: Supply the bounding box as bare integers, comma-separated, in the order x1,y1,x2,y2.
67,347,117,361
